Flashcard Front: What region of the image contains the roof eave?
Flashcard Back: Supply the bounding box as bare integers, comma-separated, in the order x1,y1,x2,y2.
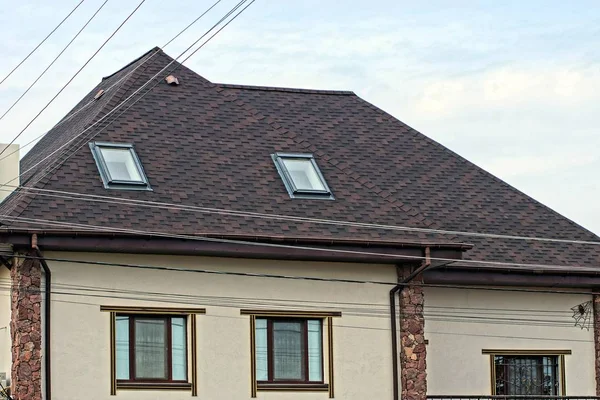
0,229,466,265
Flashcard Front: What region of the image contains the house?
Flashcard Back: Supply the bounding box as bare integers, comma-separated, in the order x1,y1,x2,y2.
0,47,599,400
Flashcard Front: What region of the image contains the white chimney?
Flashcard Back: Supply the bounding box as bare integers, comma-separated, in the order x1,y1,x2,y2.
0,144,19,203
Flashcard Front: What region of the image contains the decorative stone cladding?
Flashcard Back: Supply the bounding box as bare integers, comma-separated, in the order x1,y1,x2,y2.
10,254,42,400
400,271,427,400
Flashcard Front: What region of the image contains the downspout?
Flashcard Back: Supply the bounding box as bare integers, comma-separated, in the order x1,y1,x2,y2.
31,234,51,400
390,247,454,400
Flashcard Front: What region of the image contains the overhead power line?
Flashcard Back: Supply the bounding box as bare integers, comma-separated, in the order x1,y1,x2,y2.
0,279,591,333
0,0,147,158
0,0,86,88
0,0,225,164
0,183,599,248
28,0,257,188
8,253,600,296
0,275,581,317
3,213,600,272
0,0,254,190
0,0,109,124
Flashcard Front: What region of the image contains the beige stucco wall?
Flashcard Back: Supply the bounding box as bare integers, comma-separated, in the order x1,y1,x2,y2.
0,143,19,202
0,266,10,381
45,252,395,400
425,287,595,396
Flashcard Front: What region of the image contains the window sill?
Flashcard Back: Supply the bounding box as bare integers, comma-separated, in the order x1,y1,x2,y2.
116,382,192,391
257,383,329,392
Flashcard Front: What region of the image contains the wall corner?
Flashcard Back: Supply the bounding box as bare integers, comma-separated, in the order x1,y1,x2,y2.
399,266,427,400
10,252,42,400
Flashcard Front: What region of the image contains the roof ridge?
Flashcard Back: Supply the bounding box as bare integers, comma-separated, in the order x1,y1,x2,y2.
216,82,355,96
351,94,600,241
102,46,161,81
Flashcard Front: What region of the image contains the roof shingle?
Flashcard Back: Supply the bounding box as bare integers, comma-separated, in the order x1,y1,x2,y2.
1,47,598,269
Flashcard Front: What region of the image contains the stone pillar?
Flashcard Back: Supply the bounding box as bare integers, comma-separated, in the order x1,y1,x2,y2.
400,275,427,400
594,295,600,396
10,254,42,400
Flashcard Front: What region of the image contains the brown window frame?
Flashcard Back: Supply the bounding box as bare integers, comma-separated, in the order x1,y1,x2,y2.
258,317,324,385
482,349,569,396
117,314,188,384
102,306,204,396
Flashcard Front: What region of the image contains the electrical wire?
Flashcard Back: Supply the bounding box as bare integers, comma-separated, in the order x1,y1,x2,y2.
0,276,581,320
3,215,600,273
163,0,224,47
1,183,598,248
0,0,225,164
0,282,590,334
0,0,147,158
0,4,596,250
0,0,253,191
0,0,86,88
6,253,600,299
29,0,257,188
0,280,586,325
0,379,11,400
0,0,109,124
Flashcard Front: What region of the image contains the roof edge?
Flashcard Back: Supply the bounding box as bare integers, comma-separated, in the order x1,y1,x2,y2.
102,46,162,81
0,231,467,265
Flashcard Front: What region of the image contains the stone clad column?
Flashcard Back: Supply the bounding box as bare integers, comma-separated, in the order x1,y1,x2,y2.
10,254,42,400
400,276,427,400
594,295,600,396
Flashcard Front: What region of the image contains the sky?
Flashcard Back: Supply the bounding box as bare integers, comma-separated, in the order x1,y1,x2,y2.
0,0,598,235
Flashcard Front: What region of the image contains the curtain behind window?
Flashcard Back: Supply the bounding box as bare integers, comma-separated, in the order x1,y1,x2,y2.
273,321,305,380
135,318,167,379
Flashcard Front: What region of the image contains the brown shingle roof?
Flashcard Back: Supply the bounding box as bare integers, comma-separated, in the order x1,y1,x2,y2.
1,47,599,268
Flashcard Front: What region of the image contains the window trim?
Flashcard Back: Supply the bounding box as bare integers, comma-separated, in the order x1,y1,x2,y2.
482,349,569,396
103,306,204,395
89,142,152,191
272,153,334,199
259,318,323,385
243,310,341,398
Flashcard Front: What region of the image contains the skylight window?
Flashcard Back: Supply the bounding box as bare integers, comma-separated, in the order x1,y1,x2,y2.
272,153,333,199
89,142,151,190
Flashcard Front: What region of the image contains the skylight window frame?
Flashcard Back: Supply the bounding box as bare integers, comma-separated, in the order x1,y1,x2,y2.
89,142,151,191
272,153,334,200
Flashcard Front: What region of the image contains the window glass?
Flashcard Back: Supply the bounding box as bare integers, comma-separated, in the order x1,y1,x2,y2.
115,316,130,380
100,147,143,182
135,318,167,379
255,319,268,381
171,317,187,381
282,159,326,191
307,320,323,381
273,321,305,380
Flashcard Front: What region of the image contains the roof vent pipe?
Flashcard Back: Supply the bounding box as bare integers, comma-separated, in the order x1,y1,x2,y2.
165,75,179,86
0,143,19,203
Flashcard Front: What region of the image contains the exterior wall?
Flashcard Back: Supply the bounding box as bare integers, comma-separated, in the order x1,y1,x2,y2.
425,287,595,396
0,143,19,202
45,252,396,400
0,266,11,381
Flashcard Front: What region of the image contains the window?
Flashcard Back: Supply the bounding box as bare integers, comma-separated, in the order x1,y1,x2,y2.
89,142,151,190
242,309,340,397
116,316,187,382
272,153,333,199
102,306,204,395
483,350,568,396
255,319,323,383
